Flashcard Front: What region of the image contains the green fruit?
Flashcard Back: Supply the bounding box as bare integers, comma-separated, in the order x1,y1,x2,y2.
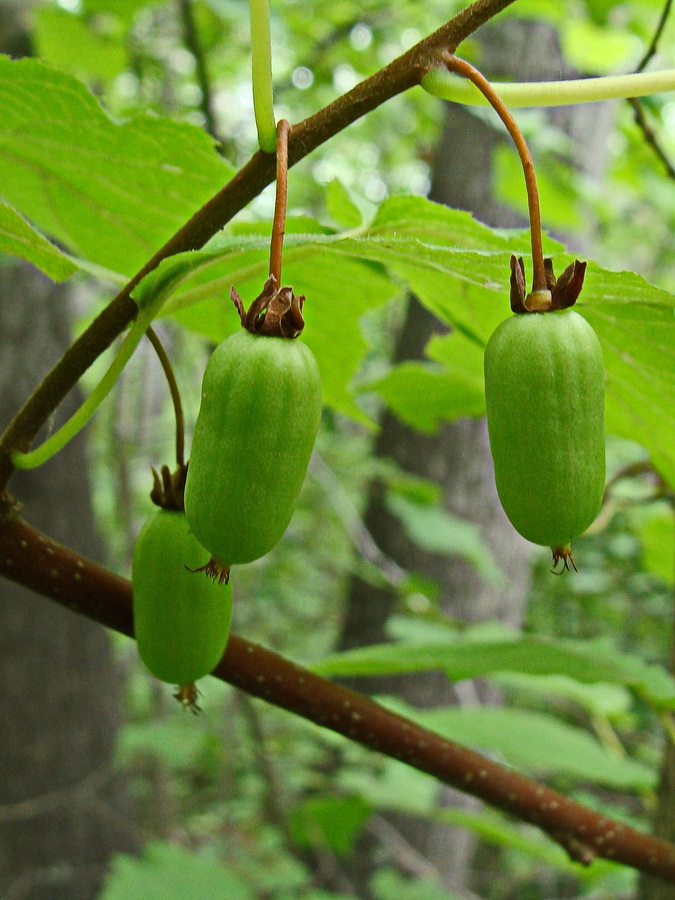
184,329,322,570
132,509,233,686
484,309,605,553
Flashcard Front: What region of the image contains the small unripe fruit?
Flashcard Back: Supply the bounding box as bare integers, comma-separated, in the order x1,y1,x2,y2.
184,329,322,573
484,309,605,557
132,509,232,686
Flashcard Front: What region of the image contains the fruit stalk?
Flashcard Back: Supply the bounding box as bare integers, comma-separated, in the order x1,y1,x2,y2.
269,119,291,286
442,53,548,296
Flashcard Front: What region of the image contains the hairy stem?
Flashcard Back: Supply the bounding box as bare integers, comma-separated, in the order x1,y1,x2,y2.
145,327,185,469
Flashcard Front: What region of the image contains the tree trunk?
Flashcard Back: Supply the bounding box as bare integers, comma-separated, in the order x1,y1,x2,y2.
0,264,138,900
336,19,615,897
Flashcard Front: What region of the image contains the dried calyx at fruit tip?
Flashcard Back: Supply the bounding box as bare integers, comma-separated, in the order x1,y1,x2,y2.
232,274,305,338
150,463,188,511
510,255,587,314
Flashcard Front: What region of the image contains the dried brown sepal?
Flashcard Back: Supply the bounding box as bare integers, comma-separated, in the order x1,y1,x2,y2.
185,556,231,585
551,259,587,310
510,255,527,313
551,544,578,574
174,682,202,714
150,463,188,511
231,275,306,338
510,257,587,315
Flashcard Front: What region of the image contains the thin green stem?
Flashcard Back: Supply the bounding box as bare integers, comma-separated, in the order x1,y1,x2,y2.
421,67,675,107
442,54,547,293
145,327,185,469
250,0,277,153
269,119,290,284
10,295,163,471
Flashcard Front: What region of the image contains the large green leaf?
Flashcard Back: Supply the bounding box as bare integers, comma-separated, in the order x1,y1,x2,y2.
580,263,675,487
312,633,675,709
385,702,655,790
131,196,674,476
153,230,398,422
0,57,232,276
0,200,76,281
99,842,253,900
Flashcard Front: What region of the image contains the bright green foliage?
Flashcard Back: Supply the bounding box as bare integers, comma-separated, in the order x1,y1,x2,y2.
0,201,76,282
0,57,232,276
132,509,233,686
184,330,322,568
484,309,606,550
99,841,253,900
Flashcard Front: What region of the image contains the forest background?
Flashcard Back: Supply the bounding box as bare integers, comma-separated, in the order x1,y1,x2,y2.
0,0,674,899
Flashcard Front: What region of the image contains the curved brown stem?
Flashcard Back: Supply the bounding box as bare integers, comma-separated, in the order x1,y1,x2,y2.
145,327,185,469
443,54,548,294
269,119,291,285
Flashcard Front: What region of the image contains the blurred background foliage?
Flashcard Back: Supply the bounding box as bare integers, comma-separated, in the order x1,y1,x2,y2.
4,0,675,897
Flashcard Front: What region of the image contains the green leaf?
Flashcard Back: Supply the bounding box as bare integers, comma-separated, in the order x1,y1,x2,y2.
99,842,253,900
312,633,675,709
156,226,399,422
579,264,675,488
35,6,128,85
634,503,675,586
489,671,632,719
326,179,363,228
0,201,77,281
372,868,465,900
390,703,655,790
289,795,372,857
125,196,674,468
0,57,232,276
366,331,486,431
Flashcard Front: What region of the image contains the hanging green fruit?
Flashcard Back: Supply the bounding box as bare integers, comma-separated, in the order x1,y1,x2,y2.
184,279,322,582
484,307,605,568
132,508,233,691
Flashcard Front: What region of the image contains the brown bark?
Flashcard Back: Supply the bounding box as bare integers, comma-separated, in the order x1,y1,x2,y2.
0,264,137,900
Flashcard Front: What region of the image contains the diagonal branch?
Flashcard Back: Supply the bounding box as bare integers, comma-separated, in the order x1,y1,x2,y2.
0,0,517,490
1,511,675,884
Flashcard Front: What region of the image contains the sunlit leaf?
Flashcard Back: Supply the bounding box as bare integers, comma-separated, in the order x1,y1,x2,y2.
0,201,77,281
0,57,232,276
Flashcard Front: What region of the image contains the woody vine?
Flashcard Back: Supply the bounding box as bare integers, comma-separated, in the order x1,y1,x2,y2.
1,0,675,886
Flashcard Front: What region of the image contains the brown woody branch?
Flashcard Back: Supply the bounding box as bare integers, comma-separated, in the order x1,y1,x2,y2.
1,511,675,884
0,0,516,490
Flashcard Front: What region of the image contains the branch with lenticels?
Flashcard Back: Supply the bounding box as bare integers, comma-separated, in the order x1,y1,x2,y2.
1,511,674,884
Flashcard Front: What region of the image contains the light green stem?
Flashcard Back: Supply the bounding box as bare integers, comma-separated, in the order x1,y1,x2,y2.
421,68,675,107
250,0,276,153
11,294,163,470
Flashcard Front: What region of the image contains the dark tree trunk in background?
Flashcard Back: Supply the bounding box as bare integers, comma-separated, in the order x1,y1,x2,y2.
0,276,138,897
0,10,138,896
336,19,615,897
